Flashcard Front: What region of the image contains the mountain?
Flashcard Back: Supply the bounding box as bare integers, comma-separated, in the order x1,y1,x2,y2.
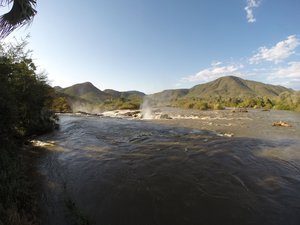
54,82,146,112
148,89,189,105
60,82,112,103
53,86,63,91
187,76,292,99
149,76,293,104
103,89,145,99
53,76,295,112
58,82,146,103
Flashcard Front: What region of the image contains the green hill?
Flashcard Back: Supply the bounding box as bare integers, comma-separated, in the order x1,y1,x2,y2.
103,89,145,99
60,82,112,103
187,76,292,99
53,76,297,112
54,82,146,112
59,82,146,104
148,89,189,106
149,76,293,102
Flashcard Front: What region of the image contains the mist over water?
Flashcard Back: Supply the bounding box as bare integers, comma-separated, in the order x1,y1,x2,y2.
141,97,153,119
37,111,300,225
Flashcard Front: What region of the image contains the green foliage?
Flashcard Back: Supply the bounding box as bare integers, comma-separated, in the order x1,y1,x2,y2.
272,91,300,111
52,95,72,113
101,97,142,110
0,40,57,225
194,101,209,110
239,97,262,108
211,102,225,110
273,103,291,110
0,40,57,137
294,105,300,112
168,94,299,112
171,98,224,110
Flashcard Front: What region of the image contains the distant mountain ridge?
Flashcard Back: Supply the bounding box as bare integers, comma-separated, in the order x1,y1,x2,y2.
54,76,295,111
61,82,111,103
188,76,292,97
103,89,146,99
149,76,293,103
148,89,189,105
55,82,145,105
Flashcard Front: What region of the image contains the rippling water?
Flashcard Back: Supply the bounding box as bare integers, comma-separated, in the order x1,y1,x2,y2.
38,111,300,225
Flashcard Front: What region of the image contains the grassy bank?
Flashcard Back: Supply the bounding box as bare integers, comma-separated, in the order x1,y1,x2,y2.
0,141,43,225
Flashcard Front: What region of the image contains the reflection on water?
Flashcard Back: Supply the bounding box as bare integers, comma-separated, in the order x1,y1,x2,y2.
38,113,300,225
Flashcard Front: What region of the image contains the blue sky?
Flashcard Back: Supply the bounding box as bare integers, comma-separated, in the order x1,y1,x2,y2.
1,0,300,93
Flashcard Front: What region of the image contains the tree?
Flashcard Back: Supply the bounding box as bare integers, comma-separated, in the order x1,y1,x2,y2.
0,56,18,138
52,96,72,113
0,0,37,39
0,40,57,137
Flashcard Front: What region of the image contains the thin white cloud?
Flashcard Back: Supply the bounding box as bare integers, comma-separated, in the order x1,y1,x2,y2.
210,61,222,67
245,0,260,23
250,35,300,64
183,64,244,82
179,35,300,89
268,61,300,80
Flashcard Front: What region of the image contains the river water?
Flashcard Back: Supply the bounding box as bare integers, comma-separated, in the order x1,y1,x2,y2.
37,109,300,225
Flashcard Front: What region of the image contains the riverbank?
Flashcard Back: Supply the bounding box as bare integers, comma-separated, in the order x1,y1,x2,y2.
0,141,46,225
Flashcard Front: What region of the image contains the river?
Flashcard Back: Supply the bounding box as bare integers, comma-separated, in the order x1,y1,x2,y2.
36,109,300,225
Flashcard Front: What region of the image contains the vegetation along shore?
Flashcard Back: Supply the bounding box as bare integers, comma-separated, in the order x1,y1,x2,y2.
52,76,300,114
0,41,57,225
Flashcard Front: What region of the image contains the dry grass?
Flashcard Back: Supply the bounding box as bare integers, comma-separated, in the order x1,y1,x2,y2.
0,142,40,225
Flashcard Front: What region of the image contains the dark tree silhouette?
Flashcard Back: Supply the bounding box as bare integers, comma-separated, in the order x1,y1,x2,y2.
0,0,36,39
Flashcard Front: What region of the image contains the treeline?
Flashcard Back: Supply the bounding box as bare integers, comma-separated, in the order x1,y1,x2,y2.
273,91,300,111
52,95,142,113
52,93,72,112
0,41,57,225
100,97,142,110
151,93,300,111
54,92,300,113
